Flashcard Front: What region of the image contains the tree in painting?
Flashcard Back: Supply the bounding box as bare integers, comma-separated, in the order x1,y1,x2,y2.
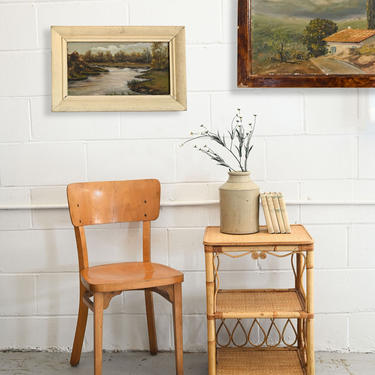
128,42,169,94
368,0,375,28
151,42,169,70
303,19,338,57
270,30,291,62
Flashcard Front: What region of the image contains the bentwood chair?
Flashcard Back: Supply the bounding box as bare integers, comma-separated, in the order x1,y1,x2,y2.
67,179,184,375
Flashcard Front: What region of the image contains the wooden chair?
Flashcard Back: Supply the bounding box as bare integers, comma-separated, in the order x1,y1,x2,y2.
67,179,184,375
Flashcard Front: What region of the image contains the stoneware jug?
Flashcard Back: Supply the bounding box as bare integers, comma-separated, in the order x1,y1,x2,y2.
219,171,260,234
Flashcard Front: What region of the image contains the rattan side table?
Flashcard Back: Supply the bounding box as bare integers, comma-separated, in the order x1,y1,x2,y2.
203,225,315,375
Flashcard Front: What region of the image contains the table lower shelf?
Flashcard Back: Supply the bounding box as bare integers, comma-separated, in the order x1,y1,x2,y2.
215,289,306,319
217,348,305,375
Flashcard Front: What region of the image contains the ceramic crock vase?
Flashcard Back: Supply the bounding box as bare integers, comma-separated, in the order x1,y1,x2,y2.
219,171,260,234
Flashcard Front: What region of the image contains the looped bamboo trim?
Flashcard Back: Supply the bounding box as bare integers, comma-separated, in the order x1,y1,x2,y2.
220,249,303,260
216,319,232,348
248,318,267,348
231,319,248,348
268,251,295,258
265,319,282,347
281,318,298,347
216,318,300,349
221,250,253,258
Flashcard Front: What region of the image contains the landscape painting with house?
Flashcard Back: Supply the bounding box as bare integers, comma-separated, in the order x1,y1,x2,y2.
67,42,170,95
251,0,375,75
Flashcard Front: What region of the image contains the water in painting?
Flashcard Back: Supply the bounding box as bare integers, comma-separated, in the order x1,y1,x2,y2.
251,0,375,75
67,42,170,95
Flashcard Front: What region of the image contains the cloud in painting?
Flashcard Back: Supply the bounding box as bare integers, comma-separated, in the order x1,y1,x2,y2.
253,0,367,19
67,42,153,55
90,45,122,55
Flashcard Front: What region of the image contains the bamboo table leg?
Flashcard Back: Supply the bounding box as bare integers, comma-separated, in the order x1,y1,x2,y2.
306,251,315,375
205,248,216,375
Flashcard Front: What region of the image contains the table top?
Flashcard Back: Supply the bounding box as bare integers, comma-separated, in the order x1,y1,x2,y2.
203,225,313,247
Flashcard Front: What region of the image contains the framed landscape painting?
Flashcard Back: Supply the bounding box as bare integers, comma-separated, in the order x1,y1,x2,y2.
238,0,375,87
52,26,186,111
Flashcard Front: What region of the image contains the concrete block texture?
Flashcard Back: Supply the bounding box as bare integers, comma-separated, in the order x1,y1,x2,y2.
0,0,374,354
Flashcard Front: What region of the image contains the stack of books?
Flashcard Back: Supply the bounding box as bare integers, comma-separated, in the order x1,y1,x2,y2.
260,192,291,234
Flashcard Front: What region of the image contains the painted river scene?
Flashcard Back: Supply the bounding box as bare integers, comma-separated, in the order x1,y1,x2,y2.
252,0,375,75
67,42,170,95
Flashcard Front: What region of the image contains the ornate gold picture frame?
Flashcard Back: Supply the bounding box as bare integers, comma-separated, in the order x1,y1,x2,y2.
51,26,187,111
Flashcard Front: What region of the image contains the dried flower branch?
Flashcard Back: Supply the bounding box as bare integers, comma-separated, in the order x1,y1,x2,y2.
181,109,257,172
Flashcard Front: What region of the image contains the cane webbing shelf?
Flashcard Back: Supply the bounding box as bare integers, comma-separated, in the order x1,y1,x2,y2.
216,289,306,319
203,225,315,375
217,348,304,375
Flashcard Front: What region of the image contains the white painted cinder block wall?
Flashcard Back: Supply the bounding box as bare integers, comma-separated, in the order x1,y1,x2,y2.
0,0,375,353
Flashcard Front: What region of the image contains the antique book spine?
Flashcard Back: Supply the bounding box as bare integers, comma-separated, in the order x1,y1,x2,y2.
266,193,280,234
278,193,291,234
260,193,274,234
273,193,286,234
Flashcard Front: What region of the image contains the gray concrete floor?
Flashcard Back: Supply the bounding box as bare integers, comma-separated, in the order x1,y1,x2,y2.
0,351,374,374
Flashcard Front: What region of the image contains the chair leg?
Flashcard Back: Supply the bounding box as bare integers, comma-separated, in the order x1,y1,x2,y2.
70,284,89,366
94,292,104,375
172,283,184,375
145,289,158,355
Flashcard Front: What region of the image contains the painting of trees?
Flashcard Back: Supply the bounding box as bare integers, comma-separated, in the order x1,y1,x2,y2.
270,31,291,62
81,48,154,64
67,42,170,95
151,42,169,70
303,18,338,57
249,0,375,77
68,51,108,81
368,0,375,29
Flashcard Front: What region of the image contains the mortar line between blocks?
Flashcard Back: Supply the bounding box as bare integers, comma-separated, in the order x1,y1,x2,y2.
33,2,39,49
4,267,375,276
1,312,373,320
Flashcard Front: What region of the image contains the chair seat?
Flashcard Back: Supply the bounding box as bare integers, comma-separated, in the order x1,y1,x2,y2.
81,262,184,292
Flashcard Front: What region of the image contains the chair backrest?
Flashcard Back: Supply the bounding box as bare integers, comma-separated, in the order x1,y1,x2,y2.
67,179,160,226
67,179,161,270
